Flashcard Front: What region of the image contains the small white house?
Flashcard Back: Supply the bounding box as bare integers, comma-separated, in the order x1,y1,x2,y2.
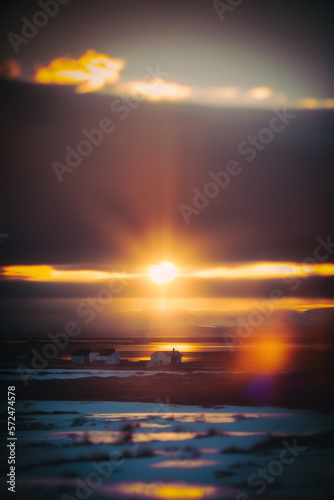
89,352,100,363
95,349,120,365
71,349,120,365
147,348,183,368
71,349,91,364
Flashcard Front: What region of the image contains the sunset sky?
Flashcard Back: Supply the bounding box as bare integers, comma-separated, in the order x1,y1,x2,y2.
0,0,333,335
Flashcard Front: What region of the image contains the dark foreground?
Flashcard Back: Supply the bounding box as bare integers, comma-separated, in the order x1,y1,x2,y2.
6,369,334,410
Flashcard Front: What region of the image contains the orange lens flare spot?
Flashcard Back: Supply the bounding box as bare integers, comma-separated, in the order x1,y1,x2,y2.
253,339,289,371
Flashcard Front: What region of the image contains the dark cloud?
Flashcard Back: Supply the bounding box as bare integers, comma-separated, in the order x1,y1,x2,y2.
0,80,333,267
0,276,333,300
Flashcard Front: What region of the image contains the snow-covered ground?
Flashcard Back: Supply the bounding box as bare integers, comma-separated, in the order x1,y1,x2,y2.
0,369,248,380
6,400,334,499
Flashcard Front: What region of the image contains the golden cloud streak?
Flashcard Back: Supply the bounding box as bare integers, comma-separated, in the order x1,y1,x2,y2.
2,261,334,283
118,78,192,101
3,56,330,108
34,50,125,93
299,97,334,109
189,262,334,280
1,265,130,282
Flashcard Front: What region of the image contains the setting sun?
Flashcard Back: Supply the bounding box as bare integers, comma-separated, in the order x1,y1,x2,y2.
149,262,177,284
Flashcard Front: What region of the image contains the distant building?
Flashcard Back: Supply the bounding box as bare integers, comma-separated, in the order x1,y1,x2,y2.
71,348,120,365
71,349,91,364
147,348,183,368
88,352,100,363
95,349,120,365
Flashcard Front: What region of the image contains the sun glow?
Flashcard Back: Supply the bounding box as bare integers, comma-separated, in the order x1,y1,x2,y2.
149,262,177,284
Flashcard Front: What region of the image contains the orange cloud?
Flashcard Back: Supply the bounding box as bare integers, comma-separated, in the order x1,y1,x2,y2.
0,59,21,78
1,265,124,282
300,97,334,109
325,98,334,108
300,98,319,109
34,50,125,93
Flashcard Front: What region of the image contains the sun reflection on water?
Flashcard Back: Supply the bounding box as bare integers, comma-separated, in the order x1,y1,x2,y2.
109,482,221,499
151,459,221,468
